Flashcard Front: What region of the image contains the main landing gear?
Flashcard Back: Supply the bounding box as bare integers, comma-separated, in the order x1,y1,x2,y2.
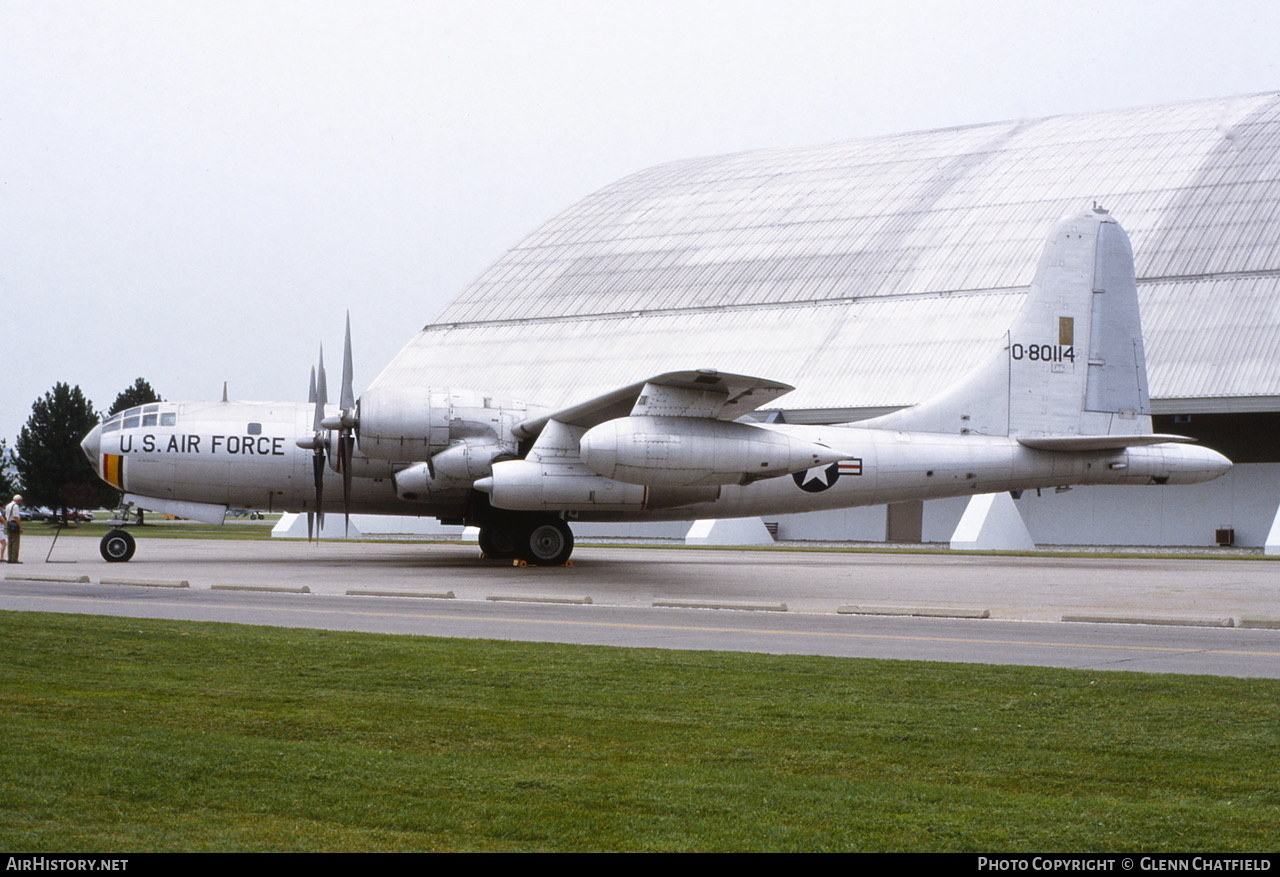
100,529,137,562
477,512,574,566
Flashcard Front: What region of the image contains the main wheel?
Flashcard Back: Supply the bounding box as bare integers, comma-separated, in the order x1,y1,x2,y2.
100,529,136,563
517,518,573,566
478,522,519,559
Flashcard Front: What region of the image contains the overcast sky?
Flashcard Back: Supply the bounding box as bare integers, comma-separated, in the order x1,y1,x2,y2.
2,0,1278,447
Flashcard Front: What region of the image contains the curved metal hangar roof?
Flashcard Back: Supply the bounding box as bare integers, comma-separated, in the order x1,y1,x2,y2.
373,92,1280,419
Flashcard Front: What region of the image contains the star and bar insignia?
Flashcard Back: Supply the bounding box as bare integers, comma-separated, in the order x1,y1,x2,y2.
792,459,862,492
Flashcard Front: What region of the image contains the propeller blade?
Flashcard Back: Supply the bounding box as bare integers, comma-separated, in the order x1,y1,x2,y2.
342,432,353,537
313,449,326,539
340,312,355,413
316,346,329,413
307,347,330,542
335,312,357,536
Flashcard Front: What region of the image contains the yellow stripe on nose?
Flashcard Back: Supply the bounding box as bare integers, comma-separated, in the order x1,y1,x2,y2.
102,454,124,489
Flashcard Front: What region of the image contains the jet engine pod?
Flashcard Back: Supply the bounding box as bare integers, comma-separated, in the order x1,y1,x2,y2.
477,459,721,512
480,460,649,512
391,459,479,500
392,442,507,501
580,416,847,487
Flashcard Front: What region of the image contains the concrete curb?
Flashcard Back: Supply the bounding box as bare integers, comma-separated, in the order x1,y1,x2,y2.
652,599,788,612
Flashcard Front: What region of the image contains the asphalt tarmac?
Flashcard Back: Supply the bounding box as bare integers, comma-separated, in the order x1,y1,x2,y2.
2,531,1278,678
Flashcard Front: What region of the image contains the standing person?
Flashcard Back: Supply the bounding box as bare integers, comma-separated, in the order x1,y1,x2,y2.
0,502,7,561
4,494,22,563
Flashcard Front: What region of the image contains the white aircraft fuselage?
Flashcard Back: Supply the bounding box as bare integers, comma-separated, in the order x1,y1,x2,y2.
82,403,1227,520
81,208,1233,564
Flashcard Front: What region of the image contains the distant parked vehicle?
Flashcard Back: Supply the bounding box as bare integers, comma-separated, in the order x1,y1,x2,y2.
36,509,95,523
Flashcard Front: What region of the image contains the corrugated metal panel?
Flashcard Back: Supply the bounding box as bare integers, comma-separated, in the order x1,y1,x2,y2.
376,293,1023,412
376,276,1277,412
377,92,1280,409
1141,276,1280,399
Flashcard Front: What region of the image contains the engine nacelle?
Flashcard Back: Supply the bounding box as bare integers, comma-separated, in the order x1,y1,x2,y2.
322,432,401,479
477,459,719,512
392,442,508,500
579,416,847,487
356,386,534,462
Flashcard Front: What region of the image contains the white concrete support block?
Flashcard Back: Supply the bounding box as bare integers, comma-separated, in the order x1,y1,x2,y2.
271,512,363,539
685,517,775,546
1264,502,1280,556
349,515,459,536
949,492,1036,551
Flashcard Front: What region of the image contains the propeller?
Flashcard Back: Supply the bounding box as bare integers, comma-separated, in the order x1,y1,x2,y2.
321,313,358,536
295,346,330,542
295,314,358,539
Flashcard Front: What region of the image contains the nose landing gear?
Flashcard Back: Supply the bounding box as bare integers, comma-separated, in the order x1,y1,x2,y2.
100,529,137,563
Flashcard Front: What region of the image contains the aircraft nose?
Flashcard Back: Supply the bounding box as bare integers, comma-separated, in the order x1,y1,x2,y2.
80,424,102,467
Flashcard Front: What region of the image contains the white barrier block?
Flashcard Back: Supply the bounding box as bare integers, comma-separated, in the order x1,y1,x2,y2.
271,513,363,539
685,517,775,546
1264,502,1280,556
949,493,1035,551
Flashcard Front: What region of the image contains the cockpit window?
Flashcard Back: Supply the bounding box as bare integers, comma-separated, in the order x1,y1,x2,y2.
104,404,176,431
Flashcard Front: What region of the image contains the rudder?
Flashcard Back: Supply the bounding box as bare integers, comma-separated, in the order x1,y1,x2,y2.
862,207,1152,438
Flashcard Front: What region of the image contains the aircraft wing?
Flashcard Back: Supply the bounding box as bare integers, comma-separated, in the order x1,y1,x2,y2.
1016,434,1197,452
513,370,795,440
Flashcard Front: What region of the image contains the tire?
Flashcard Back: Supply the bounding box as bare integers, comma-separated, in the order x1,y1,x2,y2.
517,518,574,566
100,529,136,563
478,522,519,559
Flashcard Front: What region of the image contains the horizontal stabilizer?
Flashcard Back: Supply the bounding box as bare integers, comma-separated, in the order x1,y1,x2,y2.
1016,434,1196,452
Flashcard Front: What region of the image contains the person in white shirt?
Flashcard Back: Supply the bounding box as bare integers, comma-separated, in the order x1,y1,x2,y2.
4,494,22,563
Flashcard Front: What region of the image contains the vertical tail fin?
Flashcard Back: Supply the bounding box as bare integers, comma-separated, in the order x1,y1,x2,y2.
864,207,1152,438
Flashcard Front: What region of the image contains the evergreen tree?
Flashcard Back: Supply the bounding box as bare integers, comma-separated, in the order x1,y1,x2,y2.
0,439,19,499
14,383,115,514
109,378,162,415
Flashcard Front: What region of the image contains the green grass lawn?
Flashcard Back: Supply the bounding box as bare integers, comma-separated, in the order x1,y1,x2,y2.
2,611,1276,852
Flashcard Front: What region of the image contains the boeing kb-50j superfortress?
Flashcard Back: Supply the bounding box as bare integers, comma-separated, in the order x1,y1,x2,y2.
81,208,1231,564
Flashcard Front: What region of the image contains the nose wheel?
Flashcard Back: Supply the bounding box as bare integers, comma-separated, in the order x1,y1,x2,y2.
100,529,136,562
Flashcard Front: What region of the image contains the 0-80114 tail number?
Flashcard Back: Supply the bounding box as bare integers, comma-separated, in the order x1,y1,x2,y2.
1010,343,1075,363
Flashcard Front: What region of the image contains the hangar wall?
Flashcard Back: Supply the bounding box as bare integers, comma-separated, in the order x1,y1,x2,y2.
377,91,1280,417
374,92,1280,547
